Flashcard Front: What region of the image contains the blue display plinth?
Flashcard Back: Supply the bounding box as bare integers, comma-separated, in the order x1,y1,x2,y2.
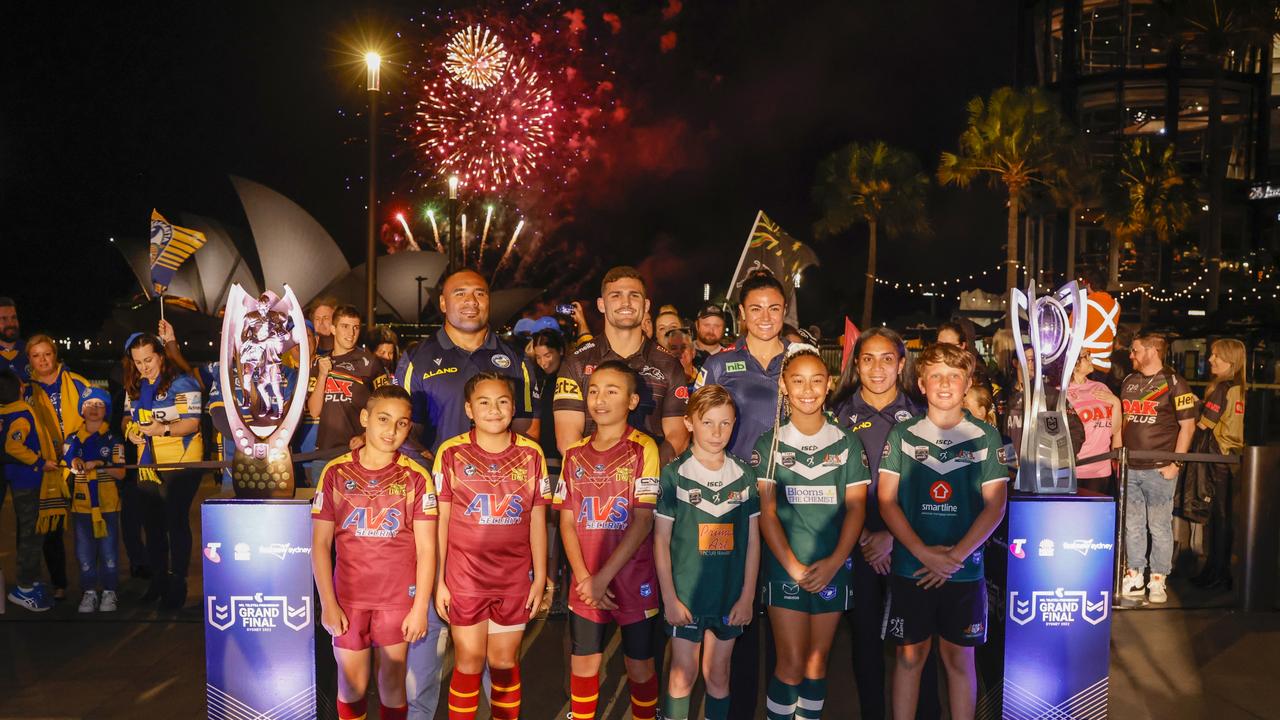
1002,493,1115,720
203,499,316,720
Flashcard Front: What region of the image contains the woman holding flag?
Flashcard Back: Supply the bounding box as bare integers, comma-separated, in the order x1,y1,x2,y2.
122,332,204,610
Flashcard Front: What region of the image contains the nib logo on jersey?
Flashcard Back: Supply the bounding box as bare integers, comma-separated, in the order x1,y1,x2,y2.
207,593,312,633
921,480,957,515
578,496,629,530
465,493,525,525
1008,588,1109,627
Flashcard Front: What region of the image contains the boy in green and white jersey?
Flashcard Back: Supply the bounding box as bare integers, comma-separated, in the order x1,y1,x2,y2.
879,343,1009,720
654,384,760,720
756,345,869,720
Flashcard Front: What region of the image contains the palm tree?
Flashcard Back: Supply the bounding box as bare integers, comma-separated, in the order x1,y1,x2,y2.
1050,137,1103,284
813,141,929,329
1103,138,1197,321
939,86,1074,290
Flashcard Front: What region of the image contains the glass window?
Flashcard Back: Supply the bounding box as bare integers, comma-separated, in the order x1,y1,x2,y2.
1079,0,1124,74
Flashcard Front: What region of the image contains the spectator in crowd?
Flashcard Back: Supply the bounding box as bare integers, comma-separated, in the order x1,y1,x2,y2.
25,333,93,600
122,332,205,610
394,268,541,720
654,307,684,353
1120,332,1198,604
829,327,938,720
1184,338,1247,590
0,297,27,380
370,327,401,369
2,368,63,612
988,328,1017,428
65,388,125,613
692,304,729,360
554,266,687,464
1066,352,1122,495
307,306,391,457
963,384,997,426
1079,268,1120,388
937,318,989,391
664,327,698,385
308,295,339,357
530,328,568,615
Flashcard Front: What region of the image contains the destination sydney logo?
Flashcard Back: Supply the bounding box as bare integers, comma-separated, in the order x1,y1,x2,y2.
207,593,312,632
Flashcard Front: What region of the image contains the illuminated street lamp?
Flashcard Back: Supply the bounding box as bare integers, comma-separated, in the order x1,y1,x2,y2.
364,51,381,325
447,175,460,273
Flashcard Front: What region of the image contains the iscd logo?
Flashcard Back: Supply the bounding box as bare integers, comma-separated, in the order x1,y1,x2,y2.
466,493,525,525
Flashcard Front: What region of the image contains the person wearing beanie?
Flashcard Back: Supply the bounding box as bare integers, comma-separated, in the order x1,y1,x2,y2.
64,388,127,612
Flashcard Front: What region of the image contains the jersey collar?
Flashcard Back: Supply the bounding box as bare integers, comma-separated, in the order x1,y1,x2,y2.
437,326,498,353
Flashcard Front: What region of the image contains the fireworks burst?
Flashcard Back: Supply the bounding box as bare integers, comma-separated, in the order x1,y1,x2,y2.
443,25,509,89
416,56,556,192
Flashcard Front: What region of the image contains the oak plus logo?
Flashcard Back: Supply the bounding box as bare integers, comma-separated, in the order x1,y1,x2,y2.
207,593,311,633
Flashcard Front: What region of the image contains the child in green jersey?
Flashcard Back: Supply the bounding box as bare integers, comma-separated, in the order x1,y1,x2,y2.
756,345,869,720
879,343,1009,720
654,385,760,720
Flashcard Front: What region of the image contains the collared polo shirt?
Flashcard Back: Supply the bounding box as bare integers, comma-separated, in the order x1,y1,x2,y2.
831,388,921,531
693,338,790,461
395,328,540,454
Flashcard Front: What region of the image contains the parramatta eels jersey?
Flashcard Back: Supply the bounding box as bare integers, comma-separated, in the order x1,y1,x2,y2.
753,416,870,583
312,449,437,609
880,414,1008,582
553,427,661,622
434,431,550,597
655,450,759,617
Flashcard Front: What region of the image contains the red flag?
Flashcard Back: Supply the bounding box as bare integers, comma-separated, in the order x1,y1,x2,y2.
841,317,860,372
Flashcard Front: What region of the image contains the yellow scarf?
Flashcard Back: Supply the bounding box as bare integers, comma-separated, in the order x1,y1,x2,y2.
27,365,88,442
24,399,69,533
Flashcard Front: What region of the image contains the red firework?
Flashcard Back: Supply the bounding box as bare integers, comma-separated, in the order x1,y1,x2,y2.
415,54,560,192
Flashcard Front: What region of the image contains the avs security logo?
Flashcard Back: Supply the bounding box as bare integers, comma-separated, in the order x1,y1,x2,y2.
578,496,630,530
1008,588,1109,627
207,593,311,632
465,493,526,525
341,507,403,538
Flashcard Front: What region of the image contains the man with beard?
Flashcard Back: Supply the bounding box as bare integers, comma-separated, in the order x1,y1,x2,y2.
0,298,27,380
693,304,729,357
554,266,689,464
394,268,542,720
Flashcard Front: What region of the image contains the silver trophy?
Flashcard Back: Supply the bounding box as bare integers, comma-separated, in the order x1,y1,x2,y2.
1009,280,1087,494
218,285,311,499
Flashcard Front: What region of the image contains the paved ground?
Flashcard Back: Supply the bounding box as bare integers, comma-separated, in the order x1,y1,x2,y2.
2,481,1277,719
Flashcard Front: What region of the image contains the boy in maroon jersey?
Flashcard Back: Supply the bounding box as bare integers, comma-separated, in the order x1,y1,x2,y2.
312,385,438,720
554,360,662,720
434,372,550,720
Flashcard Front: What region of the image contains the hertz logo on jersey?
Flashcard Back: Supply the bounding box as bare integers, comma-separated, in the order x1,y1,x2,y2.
579,496,629,530
341,507,403,538
465,493,526,525
554,377,582,402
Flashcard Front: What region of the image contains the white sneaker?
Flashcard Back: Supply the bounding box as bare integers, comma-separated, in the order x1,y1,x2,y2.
1122,569,1145,597
1148,574,1168,603
98,590,118,612
78,590,99,613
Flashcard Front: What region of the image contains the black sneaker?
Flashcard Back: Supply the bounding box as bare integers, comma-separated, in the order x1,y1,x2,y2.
161,575,187,610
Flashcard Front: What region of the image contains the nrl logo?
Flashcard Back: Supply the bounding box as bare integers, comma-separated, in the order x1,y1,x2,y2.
1008,589,1109,627
207,593,311,632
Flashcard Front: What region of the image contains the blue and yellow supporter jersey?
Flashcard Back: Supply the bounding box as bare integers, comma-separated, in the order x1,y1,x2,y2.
2,400,51,490
63,425,126,514
124,373,204,465
0,340,28,381
25,365,92,440
395,329,540,455
693,338,792,461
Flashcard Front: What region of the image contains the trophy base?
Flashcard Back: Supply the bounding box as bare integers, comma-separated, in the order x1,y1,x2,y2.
231,451,296,499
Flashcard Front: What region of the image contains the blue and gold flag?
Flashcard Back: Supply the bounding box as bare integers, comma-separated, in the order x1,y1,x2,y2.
149,209,207,295
726,211,819,326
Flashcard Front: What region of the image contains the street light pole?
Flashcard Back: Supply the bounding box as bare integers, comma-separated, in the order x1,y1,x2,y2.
415,275,426,325
365,51,381,327
447,175,459,274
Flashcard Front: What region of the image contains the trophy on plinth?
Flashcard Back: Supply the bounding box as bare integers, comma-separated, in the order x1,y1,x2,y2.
1008,280,1087,494
218,285,311,498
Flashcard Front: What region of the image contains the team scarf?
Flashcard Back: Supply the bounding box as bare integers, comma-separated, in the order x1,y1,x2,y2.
128,379,162,485
25,399,69,534
71,424,118,538
26,365,87,443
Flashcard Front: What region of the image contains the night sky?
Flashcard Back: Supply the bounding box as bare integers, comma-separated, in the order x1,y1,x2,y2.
3,1,1015,339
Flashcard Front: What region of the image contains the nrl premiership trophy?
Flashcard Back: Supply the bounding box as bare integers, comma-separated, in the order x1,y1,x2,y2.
1009,280,1087,494
218,285,311,498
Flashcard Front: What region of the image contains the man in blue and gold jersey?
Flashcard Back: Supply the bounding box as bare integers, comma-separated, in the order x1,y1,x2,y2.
0,298,27,381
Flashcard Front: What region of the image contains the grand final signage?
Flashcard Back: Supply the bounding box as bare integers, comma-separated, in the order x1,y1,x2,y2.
203,499,316,720
1003,496,1114,720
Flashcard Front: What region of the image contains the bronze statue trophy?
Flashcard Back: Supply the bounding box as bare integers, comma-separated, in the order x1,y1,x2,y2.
1009,280,1088,494
218,285,311,498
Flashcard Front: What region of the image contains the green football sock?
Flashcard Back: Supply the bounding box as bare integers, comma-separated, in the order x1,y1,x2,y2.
661,693,690,720
765,676,799,720
704,693,730,720
796,677,827,719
